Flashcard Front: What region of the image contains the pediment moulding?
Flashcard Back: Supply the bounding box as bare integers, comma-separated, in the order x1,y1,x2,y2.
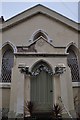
2,40,79,55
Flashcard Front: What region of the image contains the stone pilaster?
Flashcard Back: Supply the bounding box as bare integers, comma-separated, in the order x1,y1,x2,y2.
60,71,69,111
16,69,24,117
24,75,30,102
53,75,61,104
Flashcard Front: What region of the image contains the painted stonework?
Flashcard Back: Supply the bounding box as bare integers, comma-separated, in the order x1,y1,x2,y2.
0,4,80,118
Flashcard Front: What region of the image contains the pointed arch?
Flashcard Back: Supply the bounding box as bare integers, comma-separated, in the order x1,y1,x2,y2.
67,44,80,82
2,41,17,53
29,29,52,43
30,59,53,111
31,59,53,73
1,41,15,83
65,42,78,54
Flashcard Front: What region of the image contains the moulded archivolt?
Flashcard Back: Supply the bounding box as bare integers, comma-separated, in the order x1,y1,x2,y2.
65,41,78,54
1,41,17,53
29,29,52,43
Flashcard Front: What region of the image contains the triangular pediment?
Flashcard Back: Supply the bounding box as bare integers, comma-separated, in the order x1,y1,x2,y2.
17,36,65,54
34,36,55,53
2,4,79,31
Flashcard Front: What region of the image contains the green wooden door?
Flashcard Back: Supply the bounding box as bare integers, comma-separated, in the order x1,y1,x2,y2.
31,63,53,112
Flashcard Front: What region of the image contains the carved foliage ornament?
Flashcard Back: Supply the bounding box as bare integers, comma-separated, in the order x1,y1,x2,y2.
31,64,53,76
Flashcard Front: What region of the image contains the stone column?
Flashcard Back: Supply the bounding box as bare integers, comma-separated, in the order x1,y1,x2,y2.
60,71,69,111
15,69,25,117
53,75,61,104
24,75,31,116
65,67,76,118
66,67,74,110
24,75,31,102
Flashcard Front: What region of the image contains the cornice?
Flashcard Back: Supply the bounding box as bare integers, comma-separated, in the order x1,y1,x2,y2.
15,52,68,57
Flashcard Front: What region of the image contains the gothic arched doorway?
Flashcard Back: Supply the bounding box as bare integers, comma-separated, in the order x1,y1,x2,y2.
31,61,53,112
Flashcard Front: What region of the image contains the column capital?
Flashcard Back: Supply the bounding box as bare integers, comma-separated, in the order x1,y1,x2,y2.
54,64,66,75
18,63,31,75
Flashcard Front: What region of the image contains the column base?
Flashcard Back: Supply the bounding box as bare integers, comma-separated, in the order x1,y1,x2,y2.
8,111,16,119
70,110,77,118
15,113,24,118
62,110,77,119
8,111,24,119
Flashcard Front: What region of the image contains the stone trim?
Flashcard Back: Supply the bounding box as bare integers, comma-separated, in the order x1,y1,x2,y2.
15,52,68,57
72,82,80,87
0,83,11,88
2,41,17,53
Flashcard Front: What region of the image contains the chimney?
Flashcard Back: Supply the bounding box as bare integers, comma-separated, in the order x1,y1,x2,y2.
0,16,4,23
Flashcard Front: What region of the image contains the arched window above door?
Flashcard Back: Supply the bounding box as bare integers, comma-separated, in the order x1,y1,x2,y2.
33,31,47,41
29,29,52,43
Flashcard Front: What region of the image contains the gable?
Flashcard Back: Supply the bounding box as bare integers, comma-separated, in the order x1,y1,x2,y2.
2,4,79,49
2,4,79,31
2,12,78,48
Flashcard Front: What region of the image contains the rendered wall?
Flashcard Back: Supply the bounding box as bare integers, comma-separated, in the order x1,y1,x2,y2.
3,14,78,47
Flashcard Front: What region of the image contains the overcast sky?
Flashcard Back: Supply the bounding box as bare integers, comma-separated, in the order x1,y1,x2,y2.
0,0,80,23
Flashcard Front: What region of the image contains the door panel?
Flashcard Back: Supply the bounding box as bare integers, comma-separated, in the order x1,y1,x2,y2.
31,64,53,112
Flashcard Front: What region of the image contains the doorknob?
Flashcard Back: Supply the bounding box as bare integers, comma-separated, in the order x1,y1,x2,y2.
50,90,53,92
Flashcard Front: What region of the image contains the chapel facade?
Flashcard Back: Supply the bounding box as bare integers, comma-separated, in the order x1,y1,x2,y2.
0,4,80,118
